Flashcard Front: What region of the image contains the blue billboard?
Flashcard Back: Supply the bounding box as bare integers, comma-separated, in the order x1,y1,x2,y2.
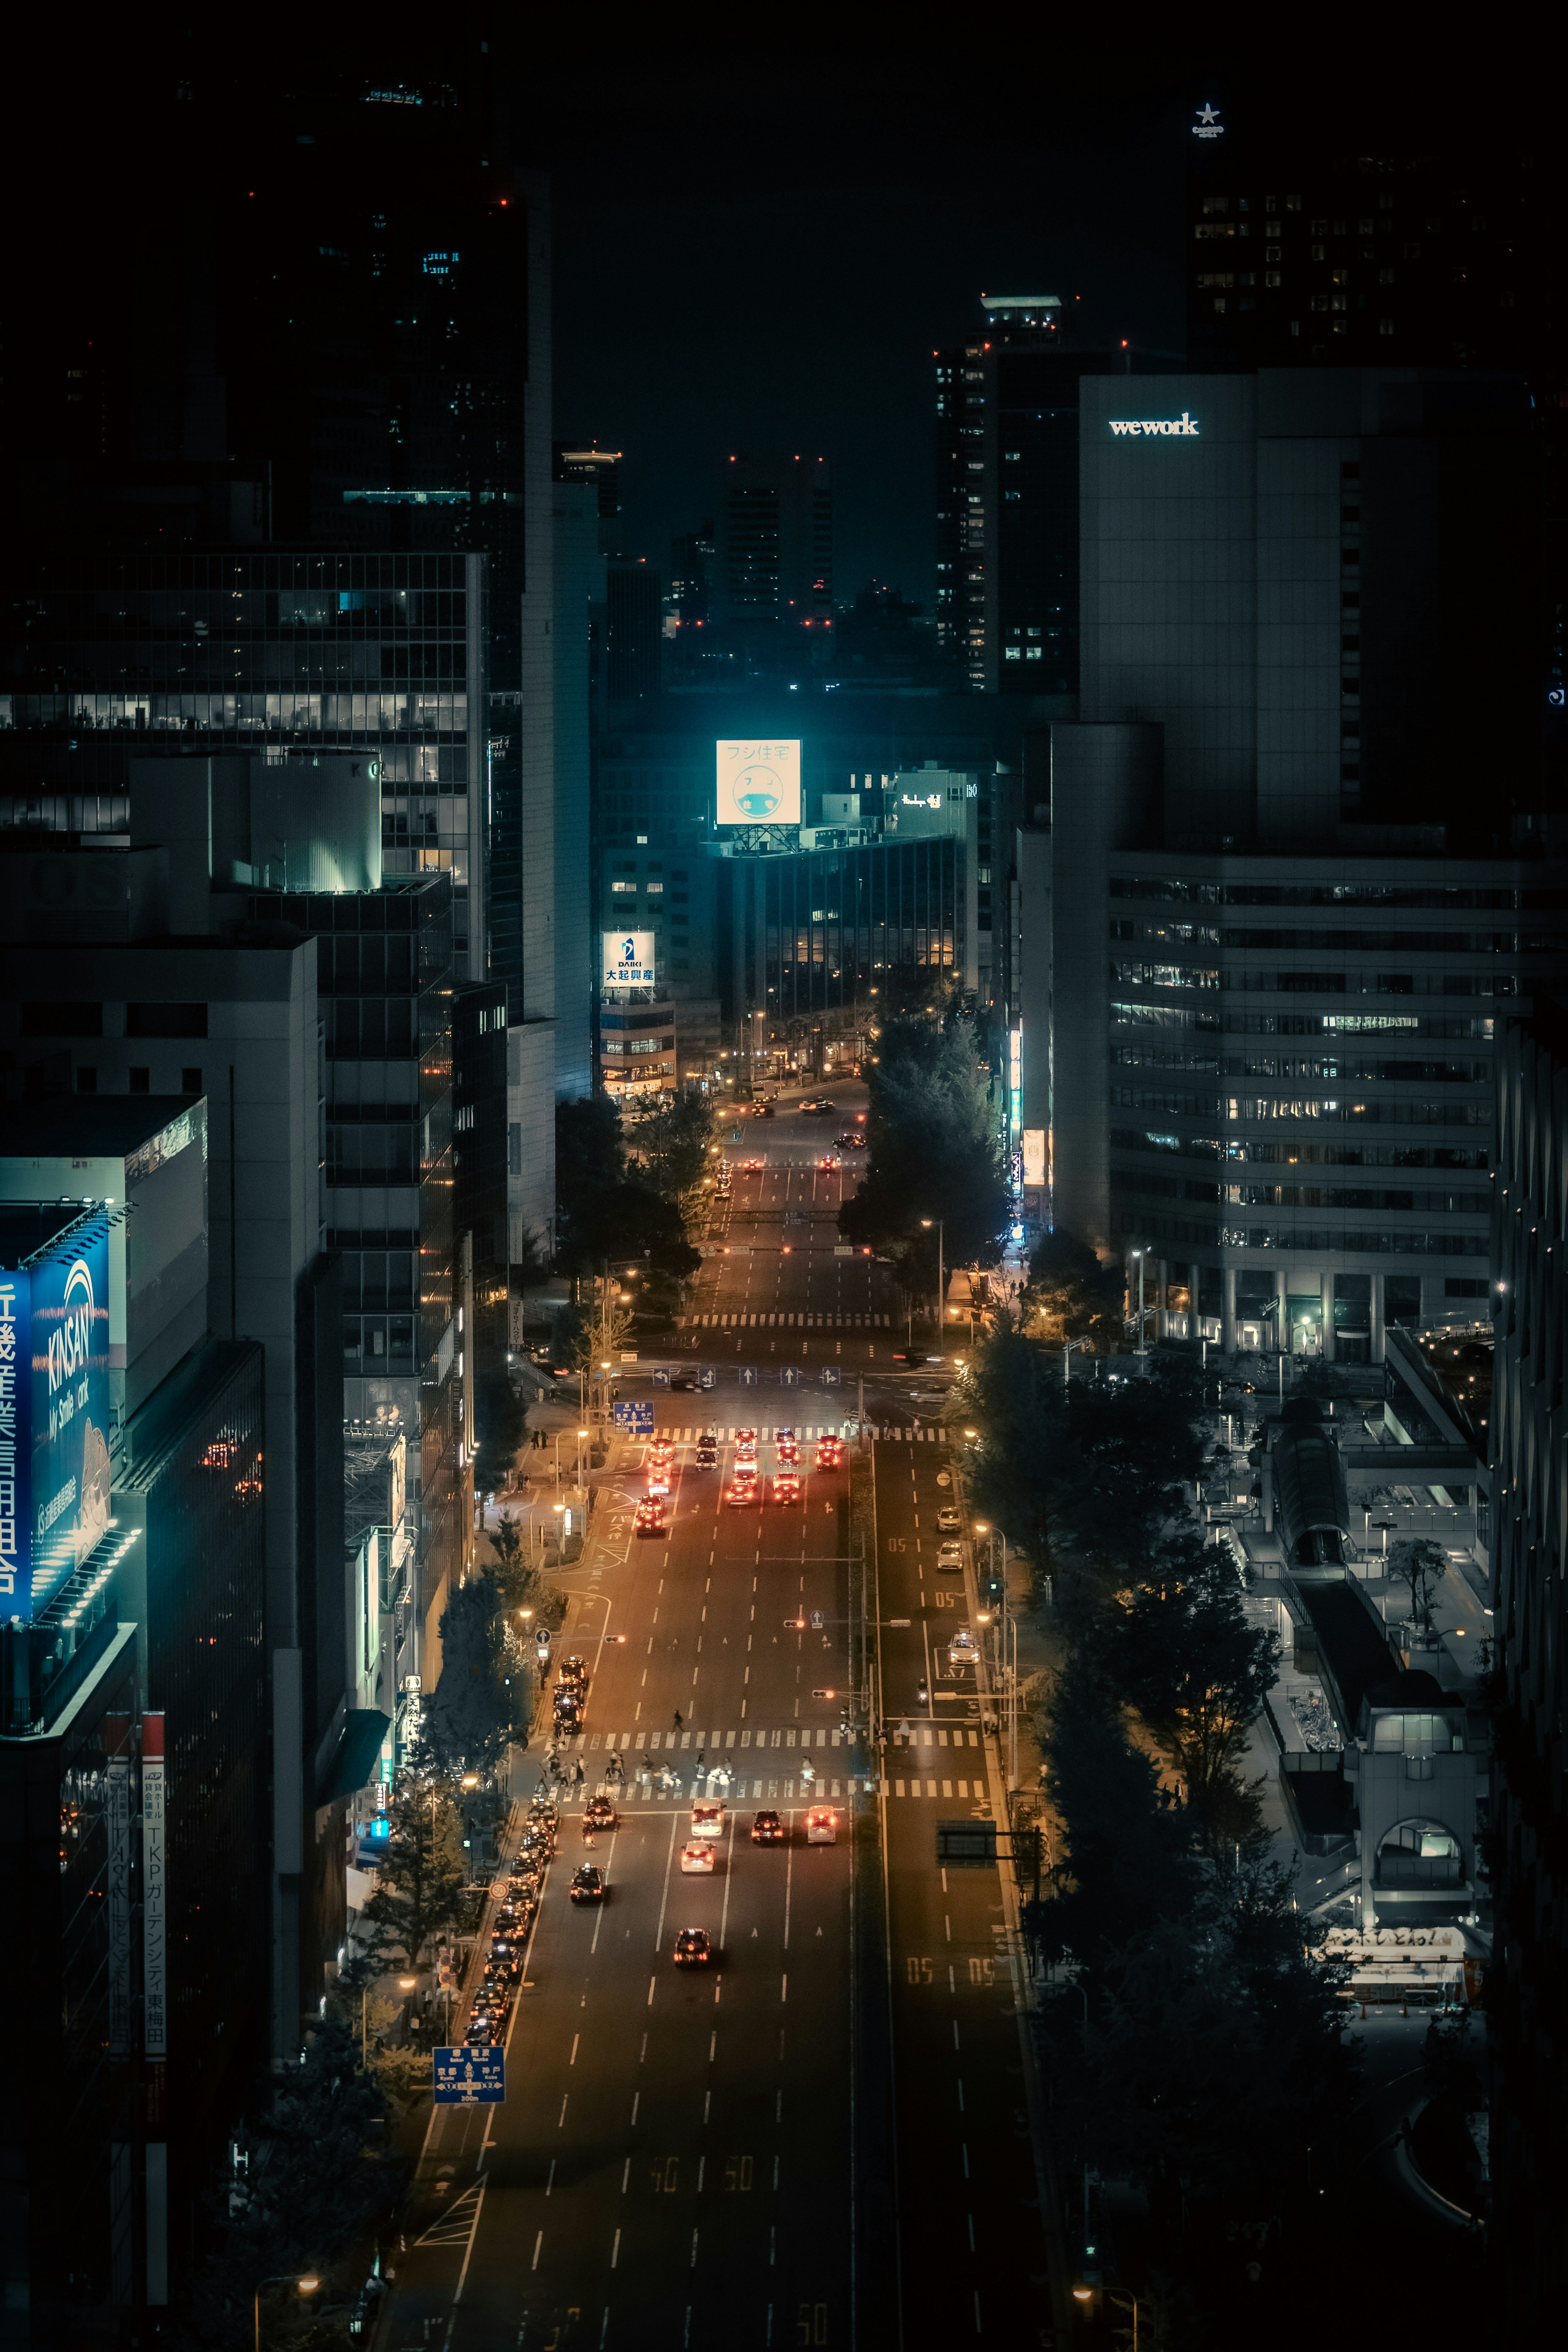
0,1219,111,1623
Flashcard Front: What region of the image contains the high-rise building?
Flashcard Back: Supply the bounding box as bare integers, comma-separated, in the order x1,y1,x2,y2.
1489,995,1568,2336
1018,365,1568,1350
934,298,1171,693
716,457,833,633
0,1145,269,2332
1183,110,1561,381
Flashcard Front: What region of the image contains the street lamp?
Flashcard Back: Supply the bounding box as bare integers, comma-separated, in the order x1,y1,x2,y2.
255,2276,318,2350
1131,1248,1147,1358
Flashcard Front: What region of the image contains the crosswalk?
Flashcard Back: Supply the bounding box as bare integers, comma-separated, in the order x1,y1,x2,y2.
559,1726,988,1764
646,1425,947,1443
684,1311,893,1328
546,1777,991,1803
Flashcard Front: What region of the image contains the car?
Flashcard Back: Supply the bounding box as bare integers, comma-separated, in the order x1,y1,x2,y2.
557,1656,587,1687
750,1809,785,1844
569,1865,606,1904
757,1102,776,1118
680,1840,716,1874
936,1507,962,1533
585,1795,617,1831
805,1806,837,1844
800,1098,835,1114
813,1434,843,1469
673,1927,714,1967
553,1698,584,1732
735,1427,758,1449
645,1466,670,1497
742,1156,765,1171
817,1154,840,1172
776,1437,800,1465
669,1372,698,1391
696,1435,719,1458
935,1541,964,1569
690,1801,725,1840
948,1627,978,1672
726,1476,757,1508
769,1473,802,1505
635,1499,666,1537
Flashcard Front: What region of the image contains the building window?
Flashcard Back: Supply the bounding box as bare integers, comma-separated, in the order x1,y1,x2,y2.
129,1067,151,1093
76,1067,97,1092
1379,318,1395,334
182,1067,203,1095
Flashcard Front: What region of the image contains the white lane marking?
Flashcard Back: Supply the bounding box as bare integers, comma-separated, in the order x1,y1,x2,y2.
783,1823,794,1952
611,2228,621,2268
653,1806,681,1954
546,2160,555,2197
558,2094,568,2128
570,2034,579,2066
532,2229,543,2271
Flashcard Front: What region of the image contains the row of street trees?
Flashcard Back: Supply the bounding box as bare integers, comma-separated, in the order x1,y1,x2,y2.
953,1313,1359,2316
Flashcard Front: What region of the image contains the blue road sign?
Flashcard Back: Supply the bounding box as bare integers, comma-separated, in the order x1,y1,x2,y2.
821,1366,842,1388
740,1366,759,1387
434,2045,505,2105
699,1368,716,1390
613,1401,655,1433
653,1368,670,1388
781,1366,802,1388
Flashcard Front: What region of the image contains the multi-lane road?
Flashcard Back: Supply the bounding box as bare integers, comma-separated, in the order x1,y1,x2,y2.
375,1087,1061,2351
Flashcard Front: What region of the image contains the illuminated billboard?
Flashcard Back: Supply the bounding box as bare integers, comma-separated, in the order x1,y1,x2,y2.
715,739,801,827
1022,1129,1047,1189
0,1218,111,1623
602,930,657,989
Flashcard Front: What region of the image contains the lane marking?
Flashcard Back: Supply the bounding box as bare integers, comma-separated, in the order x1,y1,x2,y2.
611,2228,621,2268
532,2229,543,2272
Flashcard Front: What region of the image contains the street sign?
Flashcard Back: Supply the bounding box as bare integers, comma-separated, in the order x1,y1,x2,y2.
781,1366,802,1388
936,1822,996,1869
434,2045,505,2105
822,1366,842,1388
699,1369,716,1390
613,1402,655,1433
740,1366,759,1387
810,1609,824,1630
653,1369,670,1388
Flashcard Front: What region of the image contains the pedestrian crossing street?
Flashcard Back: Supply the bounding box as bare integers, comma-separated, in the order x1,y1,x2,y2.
682,1311,893,1328
551,1724,990,1799
646,1426,947,1443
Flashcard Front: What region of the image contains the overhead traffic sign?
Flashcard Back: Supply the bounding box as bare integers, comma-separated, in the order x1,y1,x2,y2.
434,2045,505,2105
613,1402,655,1433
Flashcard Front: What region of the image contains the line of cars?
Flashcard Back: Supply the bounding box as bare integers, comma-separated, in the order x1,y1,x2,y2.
636,1434,675,1538
724,1425,842,1508
466,1793,559,2045
673,1796,837,1967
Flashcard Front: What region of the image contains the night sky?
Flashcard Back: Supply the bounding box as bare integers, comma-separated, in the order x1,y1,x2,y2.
528,56,1196,600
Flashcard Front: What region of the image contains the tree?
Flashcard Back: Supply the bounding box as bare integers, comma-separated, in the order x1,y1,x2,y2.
488,1515,566,1630
628,1090,715,1203
1100,1530,1280,1840
1389,1537,1447,1635
356,1776,466,1975
957,1317,1072,1595
419,1570,531,1777
1054,1359,1210,1581
1037,1666,1196,1965
556,1096,703,1281
838,1011,1010,1276
1024,1227,1125,1353
474,1372,526,1494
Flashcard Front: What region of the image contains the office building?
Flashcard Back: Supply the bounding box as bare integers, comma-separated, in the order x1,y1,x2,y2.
1,1152,268,2335
0,836,353,2053
716,457,833,633
1018,365,1568,1344
1184,117,1559,380
934,296,1169,693
606,561,665,705
1489,996,1568,2336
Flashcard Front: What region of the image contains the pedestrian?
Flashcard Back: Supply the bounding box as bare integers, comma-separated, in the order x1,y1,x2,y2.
695,1750,706,1775
574,1759,585,1787
673,1708,684,1732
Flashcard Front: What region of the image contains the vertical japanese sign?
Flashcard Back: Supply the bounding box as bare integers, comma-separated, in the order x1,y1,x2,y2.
142,1713,167,2058
105,1715,134,2055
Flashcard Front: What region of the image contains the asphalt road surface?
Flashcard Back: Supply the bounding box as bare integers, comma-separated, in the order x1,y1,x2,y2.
375,1086,1063,2351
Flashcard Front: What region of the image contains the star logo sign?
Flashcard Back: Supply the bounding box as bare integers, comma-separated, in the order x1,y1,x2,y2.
1192,100,1225,138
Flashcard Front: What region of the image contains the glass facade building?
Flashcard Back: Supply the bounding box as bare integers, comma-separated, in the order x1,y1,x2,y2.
0,550,486,973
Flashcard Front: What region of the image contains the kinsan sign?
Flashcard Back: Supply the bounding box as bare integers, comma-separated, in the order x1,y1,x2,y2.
1108,413,1200,437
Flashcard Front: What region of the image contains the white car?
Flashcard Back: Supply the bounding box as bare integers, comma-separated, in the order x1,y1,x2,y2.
689,1801,726,1841
948,1628,978,1673
935,1541,964,1569
805,1807,837,1845
936,1507,962,1533
679,1842,716,1874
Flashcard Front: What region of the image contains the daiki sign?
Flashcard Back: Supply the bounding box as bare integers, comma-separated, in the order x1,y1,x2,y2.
0,1216,111,1621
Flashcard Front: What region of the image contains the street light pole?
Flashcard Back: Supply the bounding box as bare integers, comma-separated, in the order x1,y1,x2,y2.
1132,1249,1147,1357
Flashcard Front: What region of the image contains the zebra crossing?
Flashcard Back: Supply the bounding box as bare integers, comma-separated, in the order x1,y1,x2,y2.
645,1425,947,1443
554,1723,991,1804
684,1310,893,1329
